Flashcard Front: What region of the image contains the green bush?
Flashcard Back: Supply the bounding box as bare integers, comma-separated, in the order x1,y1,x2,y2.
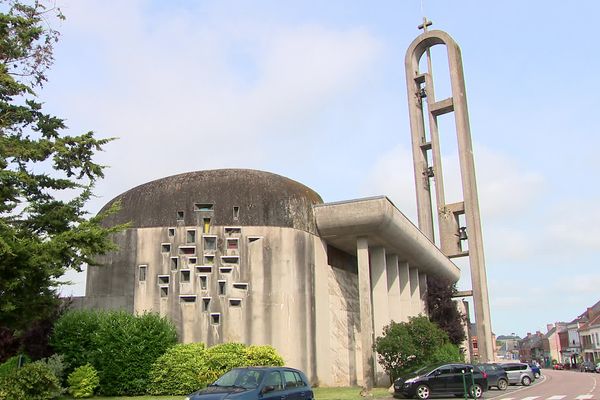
37,354,68,384
147,343,208,395
0,361,61,400
429,342,464,364
205,342,247,374
244,345,284,366
93,311,177,396
67,364,99,398
0,355,30,379
50,310,101,373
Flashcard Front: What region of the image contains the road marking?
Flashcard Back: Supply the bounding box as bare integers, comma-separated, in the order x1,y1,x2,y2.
521,397,539,400
496,398,514,400
546,396,565,400
576,395,593,400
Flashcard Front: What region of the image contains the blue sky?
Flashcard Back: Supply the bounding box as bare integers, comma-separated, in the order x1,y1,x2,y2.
49,0,600,338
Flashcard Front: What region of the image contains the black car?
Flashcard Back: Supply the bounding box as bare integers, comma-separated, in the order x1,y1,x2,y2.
393,363,488,399
475,364,508,390
185,367,314,400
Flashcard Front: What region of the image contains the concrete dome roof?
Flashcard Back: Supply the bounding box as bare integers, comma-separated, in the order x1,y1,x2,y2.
100,169,323,233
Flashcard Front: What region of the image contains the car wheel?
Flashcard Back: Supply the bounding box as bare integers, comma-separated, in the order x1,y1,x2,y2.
534,372,540,379
469,384,483,399
521,376,531,386
415,384,430,400
497,378,508,391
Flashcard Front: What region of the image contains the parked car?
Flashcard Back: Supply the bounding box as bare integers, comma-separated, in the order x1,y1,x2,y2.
596,362,600,373
528,363,541,379
500,363,535,386
475,364,508,390
580,361,596,373
185,367,314,400
552,363,564,370
393,363,488,399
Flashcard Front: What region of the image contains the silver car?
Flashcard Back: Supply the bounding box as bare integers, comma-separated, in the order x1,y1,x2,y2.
500,363,535,386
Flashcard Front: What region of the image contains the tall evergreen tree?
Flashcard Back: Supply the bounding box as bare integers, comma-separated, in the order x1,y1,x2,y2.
0,0,124,333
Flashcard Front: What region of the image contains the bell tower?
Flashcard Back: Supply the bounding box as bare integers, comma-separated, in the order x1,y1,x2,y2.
404,19,494,362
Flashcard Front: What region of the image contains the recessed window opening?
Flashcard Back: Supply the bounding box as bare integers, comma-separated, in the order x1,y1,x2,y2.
203,255,214,265
202,297,211,311
224,226,241,234
248,236,262,243
177,211,184,220
158,275,170,285
179,246,196,255
138,265,147,282
233,206,240,220
199,275,208,290
196,266,212,274
179,295,196,303
161,243,171,253
160,286,169,297
218,280,226,296
229,298,242,307
194,203,214,211
170,257,179,270
219,267,233,274
168,228,175,237
181,270,191,282
221,255,239,264
233,283,248,290
203,218,211,234
188,257,197,265
210,313,221,325
226,238,239,250
203,236,217,251
186,230,196,243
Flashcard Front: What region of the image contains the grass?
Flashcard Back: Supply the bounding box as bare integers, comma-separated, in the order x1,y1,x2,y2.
60,386,392,400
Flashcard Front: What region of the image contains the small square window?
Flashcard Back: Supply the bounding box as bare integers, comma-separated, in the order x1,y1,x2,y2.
224,227,242,234
186,230,196,243
221,255,239,264
160,286,169,297
202,297,211,311
194,203,214,211
181,270,191,283
233,206,240,220
188,257,197,265
180,295,196,303
226,238,238,250
196,266,212,274
203,218,211,234
139,265,147,282
179,246,196,255
210,313,221,325
248,236,262,243
233,282,248,290
168,228,175,237
158,275,170,285
170,257,179,270
219,267,233,274
161,243,171,253
203,236,217,251
229,298,242,307
177,211,185,220
203,255,214,265
199,275,208,290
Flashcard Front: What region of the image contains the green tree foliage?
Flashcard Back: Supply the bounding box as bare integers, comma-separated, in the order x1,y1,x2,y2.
49,309,100,374
244,345,284,367
0,354,29,378
0,0,125,332
0,361,61,400
204,342,247,374
374,316,462,381
67,364,99,398
51,310,178,396
426,277,467,346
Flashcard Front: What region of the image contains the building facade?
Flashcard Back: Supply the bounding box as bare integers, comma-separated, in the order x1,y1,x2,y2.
81,169,460,387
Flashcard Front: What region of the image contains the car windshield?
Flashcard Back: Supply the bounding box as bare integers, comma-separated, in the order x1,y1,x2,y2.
211,369,264,389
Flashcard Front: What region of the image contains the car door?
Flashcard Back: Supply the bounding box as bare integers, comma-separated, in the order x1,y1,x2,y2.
261,370,287,400
447,365,470,393
428,365,453,393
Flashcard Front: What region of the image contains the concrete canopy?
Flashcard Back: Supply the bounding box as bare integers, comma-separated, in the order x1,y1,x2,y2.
314,196,460,282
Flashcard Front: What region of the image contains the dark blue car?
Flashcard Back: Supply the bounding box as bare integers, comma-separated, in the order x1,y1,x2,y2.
185,367,314,400
528,364,541,379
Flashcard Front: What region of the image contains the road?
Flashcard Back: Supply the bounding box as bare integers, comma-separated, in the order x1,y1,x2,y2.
384,369,599,400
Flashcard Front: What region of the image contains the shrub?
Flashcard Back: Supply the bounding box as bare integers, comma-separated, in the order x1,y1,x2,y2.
204,342,247,375
244,345,284,366
0,354,30,379
67,364,99,398
147,343,207,395
429,342,464,364
0,361,61,400
93,311,177,396
37,354,68,384
50,310,101,373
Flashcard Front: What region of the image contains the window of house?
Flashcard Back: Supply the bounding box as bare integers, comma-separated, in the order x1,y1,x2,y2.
203,255,214,265
179,295,196,303
161,243,171,253
179,246,196,255
196,266,212,274
186,230,196,243
203,218,211,233
218,280,226,296
203,236,216,251
233,283,248,290
188,257,197,265
224,226,241,234
160,287,169,298
194,203,213,212
202,297,211,311
219,267,233,274
170,257,179,270
199,276,208,290
226,238,239,250
138,265,147,282
248,236,262,243
181,270,191,283
210,313,220,325
158,275,170,285
177,211,184,220
221,255,239,264
229,298,242,307
168,228,175,237
233,206,240,220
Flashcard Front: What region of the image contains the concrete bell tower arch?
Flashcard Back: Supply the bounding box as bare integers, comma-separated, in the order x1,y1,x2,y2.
404,19,494,362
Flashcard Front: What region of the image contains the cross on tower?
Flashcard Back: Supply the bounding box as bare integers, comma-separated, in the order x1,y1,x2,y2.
418,17,432,32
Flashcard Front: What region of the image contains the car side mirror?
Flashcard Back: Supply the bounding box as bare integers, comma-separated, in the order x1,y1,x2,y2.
261,385,275,394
